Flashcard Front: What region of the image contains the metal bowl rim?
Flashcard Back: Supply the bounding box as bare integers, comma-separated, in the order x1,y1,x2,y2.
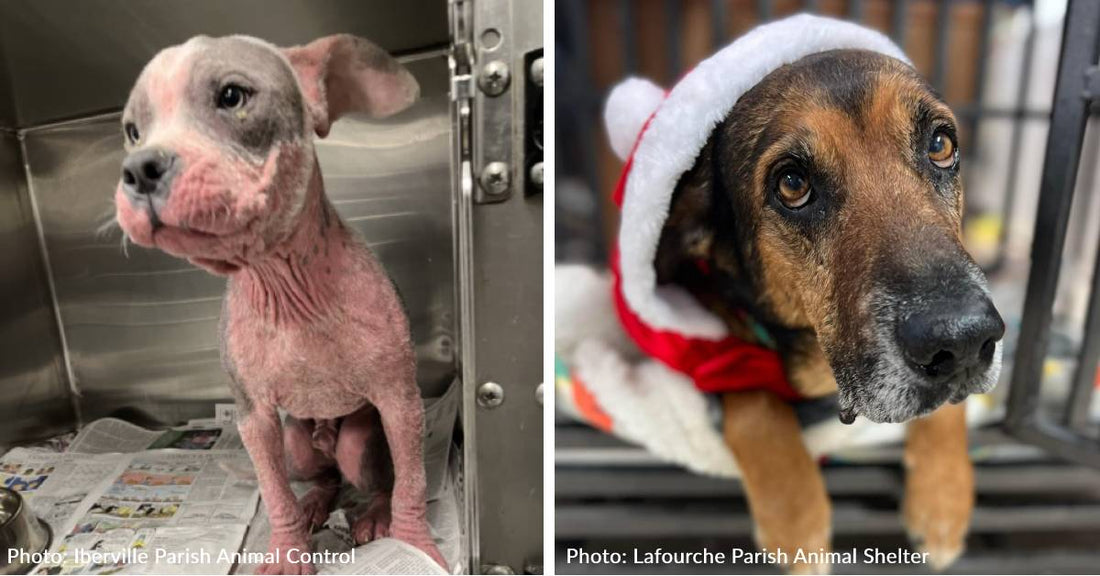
0,486,26,531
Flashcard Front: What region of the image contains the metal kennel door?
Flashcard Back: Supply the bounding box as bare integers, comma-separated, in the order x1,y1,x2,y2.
450,0,545,573
1004,0,1100,469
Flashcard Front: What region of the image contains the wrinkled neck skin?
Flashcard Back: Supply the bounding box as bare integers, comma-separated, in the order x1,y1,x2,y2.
228,162,349,325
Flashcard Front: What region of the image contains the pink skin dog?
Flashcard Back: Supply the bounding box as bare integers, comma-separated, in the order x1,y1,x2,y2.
113,35,446,574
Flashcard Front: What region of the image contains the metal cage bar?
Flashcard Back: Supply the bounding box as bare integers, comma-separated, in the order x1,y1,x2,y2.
965,0,996,155
618,0,637,74
710,0,727,50
991,5,1039,272
665,0,682,81
892,0,909,46
1004,0,1100,468
848,0,865,23
932,0,951,91
757,0,772,23
560,0,601,227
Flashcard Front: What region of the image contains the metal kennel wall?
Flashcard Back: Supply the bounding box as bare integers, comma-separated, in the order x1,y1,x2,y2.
451,0,545,572
0,0,542,573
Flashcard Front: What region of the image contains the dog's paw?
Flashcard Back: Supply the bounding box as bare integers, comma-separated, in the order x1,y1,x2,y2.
255,559,315,576
254,538,316,575
352,496,392,543
903,454,973,571
298,487,335,530
904,501,968,571
788,559,830,576
390,522,448,571
753,508,831,575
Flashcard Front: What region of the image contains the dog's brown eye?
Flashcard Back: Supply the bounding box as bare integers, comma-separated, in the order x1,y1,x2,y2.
217,85,249,110
124,122,140,144
777,169,812,209
928,130,956,168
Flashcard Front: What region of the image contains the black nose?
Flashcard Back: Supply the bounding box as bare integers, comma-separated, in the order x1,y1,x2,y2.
121,148,178,197
896,294,1005,381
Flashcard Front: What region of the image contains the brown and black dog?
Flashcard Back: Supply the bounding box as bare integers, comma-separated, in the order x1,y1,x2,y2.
654,50,1005,572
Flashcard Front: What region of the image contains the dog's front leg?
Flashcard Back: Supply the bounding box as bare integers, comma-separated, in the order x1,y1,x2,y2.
903,402,972,571
723,390,831,575
238,409,315,575
375,386,447,570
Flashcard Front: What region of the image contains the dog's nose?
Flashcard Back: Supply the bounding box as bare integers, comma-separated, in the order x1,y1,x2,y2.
896,294,1005,381
121,148,178,197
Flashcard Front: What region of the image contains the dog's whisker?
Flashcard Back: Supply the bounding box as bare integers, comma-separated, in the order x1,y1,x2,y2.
95,203,123,240
96,217,121,239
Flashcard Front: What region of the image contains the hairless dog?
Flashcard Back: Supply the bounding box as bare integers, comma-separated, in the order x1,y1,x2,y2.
113,34,445,574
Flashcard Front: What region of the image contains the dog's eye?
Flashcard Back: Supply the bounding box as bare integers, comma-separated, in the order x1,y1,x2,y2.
124,122,140,144
777,169,812,209
217,85,250,110
928,130,957,168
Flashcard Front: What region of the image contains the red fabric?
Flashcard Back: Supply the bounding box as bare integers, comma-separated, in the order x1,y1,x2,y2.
610,250,801,400
571,374,614,432
610,114,802,400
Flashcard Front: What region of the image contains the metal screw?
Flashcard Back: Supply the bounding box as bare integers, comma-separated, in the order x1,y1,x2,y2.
477,382,504,408
535,382,544,406
529,162,543,189
530,57,544,87
480,162,511,196
479,60,511,96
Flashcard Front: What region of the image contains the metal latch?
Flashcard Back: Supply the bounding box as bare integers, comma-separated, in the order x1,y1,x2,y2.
451,73,474,103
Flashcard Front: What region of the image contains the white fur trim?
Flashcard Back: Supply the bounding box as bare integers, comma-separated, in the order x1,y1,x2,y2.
555,265,639,358
573,338,741,477
604,78,665,161
617,14,910,339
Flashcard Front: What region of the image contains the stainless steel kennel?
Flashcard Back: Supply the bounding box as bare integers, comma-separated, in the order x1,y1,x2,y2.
0,1,542,573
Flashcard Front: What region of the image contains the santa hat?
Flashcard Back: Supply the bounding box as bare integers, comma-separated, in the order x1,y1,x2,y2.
606,14,910,340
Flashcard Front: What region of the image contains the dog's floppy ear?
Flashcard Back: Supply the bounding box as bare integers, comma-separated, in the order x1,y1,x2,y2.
283,35,420,138
655,137,717,283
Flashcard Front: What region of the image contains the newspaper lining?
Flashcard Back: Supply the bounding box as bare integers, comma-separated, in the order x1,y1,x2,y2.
2,413,457,575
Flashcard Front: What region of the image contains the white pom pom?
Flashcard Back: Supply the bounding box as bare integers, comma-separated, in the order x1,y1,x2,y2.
603,77,665,161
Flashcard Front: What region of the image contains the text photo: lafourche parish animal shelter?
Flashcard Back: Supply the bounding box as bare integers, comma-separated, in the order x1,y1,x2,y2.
0,1,543,575
555,0,1100,574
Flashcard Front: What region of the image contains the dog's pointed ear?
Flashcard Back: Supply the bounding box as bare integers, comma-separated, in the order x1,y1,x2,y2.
283,35,419,138
655,138,717,283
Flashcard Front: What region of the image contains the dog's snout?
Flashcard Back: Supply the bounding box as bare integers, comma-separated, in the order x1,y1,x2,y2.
121,148,178,197
896,294,1005,381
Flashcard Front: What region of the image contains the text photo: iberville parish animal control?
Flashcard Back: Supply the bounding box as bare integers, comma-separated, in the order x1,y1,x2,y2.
555,1,1100,574
0,1,542,574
